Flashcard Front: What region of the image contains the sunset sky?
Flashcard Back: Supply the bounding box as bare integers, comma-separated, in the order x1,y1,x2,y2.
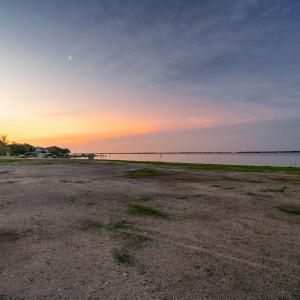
1,0,300,152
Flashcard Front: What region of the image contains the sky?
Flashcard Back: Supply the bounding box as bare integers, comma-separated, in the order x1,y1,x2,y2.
0,0,300,152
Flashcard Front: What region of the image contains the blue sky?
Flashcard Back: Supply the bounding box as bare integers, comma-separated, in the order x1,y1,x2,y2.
0,0,299,151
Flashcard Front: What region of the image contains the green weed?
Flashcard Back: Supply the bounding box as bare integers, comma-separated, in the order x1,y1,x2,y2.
113,248,136,266
128,203,168,218
277,205,300,215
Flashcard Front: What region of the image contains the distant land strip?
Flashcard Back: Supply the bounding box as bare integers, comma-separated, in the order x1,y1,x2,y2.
77,151,300,155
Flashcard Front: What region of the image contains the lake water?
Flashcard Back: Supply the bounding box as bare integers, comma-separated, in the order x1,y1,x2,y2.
95,153,300,167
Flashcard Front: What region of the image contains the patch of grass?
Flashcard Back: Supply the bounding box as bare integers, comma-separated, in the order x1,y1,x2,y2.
127,168,163,178
113,248,136,266
287,219,300,225
102,159,300,175
106,219,132,230
0,158,28,164
128,203,168,218
80,220,103,231
277,204,300,215
263,187,287,193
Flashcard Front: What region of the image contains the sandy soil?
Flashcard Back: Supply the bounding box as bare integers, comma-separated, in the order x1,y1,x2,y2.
0,160,299,300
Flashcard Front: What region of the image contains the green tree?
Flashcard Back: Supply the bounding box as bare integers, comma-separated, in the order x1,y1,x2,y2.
0,134,10,155
9,143,35,155
47,146,70,156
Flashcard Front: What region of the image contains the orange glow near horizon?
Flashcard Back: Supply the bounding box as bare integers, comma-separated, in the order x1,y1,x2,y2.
2,112,207,147
1,105,278,151
1,82,279,151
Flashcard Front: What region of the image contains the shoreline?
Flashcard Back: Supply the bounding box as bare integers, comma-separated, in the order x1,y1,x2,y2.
1,157,300,175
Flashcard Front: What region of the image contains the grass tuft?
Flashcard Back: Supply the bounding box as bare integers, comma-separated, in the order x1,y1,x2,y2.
128,203,168,218
127,168,163,178
113,248,136,266
277,204,300,215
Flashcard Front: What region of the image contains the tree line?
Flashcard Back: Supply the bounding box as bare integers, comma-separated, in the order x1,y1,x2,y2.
0,134,70,156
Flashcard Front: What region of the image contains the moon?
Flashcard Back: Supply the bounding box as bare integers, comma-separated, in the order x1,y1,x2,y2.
68,55,72,61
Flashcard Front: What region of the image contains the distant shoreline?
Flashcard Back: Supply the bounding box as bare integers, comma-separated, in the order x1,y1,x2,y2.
84,151,300,155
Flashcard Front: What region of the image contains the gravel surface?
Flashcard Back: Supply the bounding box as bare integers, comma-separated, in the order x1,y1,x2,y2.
0,161,299,299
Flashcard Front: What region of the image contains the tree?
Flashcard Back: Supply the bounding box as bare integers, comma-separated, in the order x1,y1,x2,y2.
46,146,70,156
9,143,35,155
0,134,8,144
0,134,10,155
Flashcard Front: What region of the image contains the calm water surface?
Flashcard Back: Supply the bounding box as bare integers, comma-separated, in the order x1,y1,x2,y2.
95,153,300,167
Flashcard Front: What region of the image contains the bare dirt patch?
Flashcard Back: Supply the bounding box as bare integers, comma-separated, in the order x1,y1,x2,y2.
0,161,299,299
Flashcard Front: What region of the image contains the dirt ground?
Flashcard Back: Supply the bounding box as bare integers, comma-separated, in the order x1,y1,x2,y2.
0,160,299,300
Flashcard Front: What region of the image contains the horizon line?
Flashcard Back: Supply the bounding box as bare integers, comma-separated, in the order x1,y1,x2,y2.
73,150,300,155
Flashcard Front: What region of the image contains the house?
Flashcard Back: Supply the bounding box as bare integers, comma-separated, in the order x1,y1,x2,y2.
34,147,49,158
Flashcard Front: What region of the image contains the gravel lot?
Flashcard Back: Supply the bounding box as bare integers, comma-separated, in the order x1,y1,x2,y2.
0,160,299,299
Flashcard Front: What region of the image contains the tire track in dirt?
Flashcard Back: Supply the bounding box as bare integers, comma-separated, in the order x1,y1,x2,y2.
117,226,299,274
